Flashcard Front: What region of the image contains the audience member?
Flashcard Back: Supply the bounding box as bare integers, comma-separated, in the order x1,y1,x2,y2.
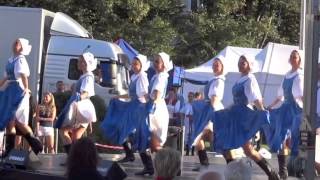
56,81,65,93
194,92,203,100
67,137,103,180
154,148,181,180
196,169,224,180
224,158,252,180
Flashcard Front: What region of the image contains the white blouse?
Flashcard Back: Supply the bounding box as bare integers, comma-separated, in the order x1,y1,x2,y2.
79,72,95,97
150,72,169,100
131,71,149,102
277,69,304,108
5,55,30,89
236,73,262,104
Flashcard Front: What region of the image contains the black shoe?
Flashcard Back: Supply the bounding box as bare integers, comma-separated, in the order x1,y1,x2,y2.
256,158,280,180
277,155,288,179
191,146,195,156
135,168,154,176
192,164,209,171
24,133,43,154
2,134,15,157
118,155,135,163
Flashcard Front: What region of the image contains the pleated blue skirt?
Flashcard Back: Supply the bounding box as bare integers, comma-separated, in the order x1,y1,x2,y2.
101,98,150,150
55,95,78,129
213,104,269,153
264,102,302,155
190,100,214,147
0,82,24,130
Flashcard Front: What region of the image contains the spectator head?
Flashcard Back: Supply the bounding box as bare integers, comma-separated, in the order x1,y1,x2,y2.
224,158,252,180
187,92,194,102
67,137,99,177
194,92,203,100
154,148,181,180
56,81,65,93
196,169,223,180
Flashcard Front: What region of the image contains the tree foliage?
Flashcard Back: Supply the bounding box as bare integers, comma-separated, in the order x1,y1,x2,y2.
0,0,300,67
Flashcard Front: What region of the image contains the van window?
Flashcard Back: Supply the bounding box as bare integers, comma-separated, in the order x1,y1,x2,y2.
68,58,81,80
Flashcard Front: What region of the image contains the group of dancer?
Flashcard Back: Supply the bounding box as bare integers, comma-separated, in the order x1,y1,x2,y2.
0,37,311,179
100,49,306,180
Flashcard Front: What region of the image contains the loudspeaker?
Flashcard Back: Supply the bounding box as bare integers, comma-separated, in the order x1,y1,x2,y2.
4,149,40,170
0,168,66,180
97,160,127,180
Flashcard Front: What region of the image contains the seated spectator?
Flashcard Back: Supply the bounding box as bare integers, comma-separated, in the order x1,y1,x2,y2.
67,137,104,180
154,148,181,180
224,158,252,180
196,169,223,180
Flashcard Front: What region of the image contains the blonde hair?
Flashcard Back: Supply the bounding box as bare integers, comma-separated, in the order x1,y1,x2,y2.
40,92,56,116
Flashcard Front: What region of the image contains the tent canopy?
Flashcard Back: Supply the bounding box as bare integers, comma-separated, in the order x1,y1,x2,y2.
182,42,302,106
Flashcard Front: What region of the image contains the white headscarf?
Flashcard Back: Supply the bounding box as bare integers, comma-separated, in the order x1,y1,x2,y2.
240,54,256,72
82,52,97,72
134,54,149,72
18,38,32,56
212,55,225,75
158,52,173,72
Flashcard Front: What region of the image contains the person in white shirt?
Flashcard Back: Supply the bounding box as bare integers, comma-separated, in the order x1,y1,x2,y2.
213,54,279,180
181,91,194,156
190,56,225,171
135,52,173,176
266,50,303,179
55,52,97,156
101,54,149,163
0,38,42,156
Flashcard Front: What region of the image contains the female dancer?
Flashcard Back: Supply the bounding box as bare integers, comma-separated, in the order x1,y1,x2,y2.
213,54,279,180
35,92,56,154
190,56,225,170
135,52,172,176
0,38,42,155
101,54,149,163
55,52,97,155
266,50,303,179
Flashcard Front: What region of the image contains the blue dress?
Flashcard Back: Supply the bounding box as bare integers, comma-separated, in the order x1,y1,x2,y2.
264,74,302,156
55,74,93,129
213,78,270,153
100,78,150,151
189,78,220,147
0,57,25,130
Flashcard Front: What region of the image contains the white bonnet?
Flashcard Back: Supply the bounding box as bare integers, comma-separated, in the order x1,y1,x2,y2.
18,38,32,56
82,52,97,72
240,54,256,72
134,54,149,72
158,52,173,72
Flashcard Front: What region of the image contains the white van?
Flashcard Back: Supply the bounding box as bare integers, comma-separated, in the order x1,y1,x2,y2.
0,6,129,105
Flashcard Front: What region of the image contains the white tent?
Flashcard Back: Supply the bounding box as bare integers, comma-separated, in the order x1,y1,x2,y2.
183,42,302,107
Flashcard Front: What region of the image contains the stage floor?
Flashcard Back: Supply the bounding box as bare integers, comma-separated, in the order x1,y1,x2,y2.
31,152,305,180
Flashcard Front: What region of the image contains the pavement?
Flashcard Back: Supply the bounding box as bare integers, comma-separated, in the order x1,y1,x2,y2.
33,152,315,179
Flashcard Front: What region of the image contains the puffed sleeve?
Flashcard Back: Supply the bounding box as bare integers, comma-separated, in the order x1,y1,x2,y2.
244,75,262,103
15,56,30,78
136,73,149,98
208,78,224,100
80,75,95,96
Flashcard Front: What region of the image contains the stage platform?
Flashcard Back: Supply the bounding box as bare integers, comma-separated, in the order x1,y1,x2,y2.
15,152,304,180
